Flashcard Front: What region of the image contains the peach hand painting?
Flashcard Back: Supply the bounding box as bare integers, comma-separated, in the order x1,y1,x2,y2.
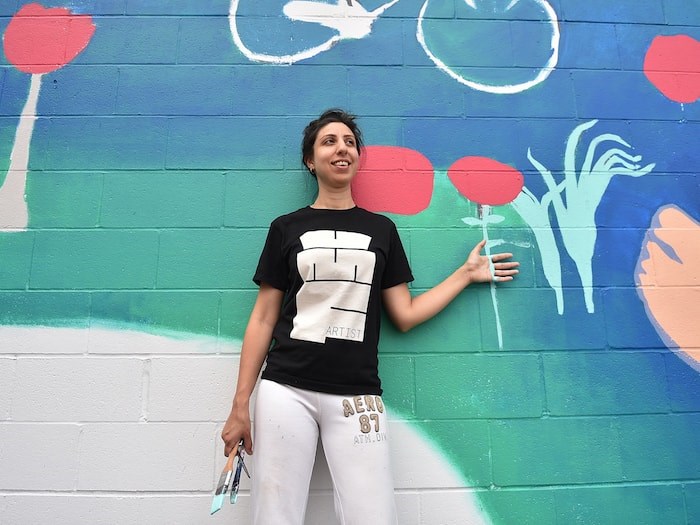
636,205,700,369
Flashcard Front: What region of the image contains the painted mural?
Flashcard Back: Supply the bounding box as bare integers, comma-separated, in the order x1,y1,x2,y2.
1,0,699,523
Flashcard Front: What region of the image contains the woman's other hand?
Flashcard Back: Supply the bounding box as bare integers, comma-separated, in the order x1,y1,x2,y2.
464,239,519,284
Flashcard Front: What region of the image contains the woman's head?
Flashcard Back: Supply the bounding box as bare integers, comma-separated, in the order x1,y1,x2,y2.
302,108,364,177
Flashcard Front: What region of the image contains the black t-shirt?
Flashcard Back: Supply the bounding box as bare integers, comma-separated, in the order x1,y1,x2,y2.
253,206,414,395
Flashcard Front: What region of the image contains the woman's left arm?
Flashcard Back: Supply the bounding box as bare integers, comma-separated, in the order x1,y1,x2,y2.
382,239,519,332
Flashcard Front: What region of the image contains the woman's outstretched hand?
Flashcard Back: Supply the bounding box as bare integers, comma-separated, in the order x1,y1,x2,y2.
464,239,519,284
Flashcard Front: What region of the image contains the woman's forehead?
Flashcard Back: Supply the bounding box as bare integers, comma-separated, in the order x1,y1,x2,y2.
316,121,354,138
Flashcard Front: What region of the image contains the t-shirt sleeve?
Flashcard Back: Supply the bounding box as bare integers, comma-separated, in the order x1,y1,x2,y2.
381,223,414,289
253,219,289,291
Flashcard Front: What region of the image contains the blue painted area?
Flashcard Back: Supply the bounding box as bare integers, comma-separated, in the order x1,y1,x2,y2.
562,0,665,24
116,66,235,115
84,16,180,64
31,116,169,170
38,66,119,116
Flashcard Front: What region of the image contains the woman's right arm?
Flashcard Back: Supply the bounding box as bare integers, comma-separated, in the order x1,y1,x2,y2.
221,282,284,457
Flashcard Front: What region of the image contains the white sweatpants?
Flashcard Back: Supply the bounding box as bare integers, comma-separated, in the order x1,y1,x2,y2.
251,379,398,525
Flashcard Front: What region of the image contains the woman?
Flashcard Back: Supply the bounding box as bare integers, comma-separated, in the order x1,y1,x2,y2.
221,108,519,524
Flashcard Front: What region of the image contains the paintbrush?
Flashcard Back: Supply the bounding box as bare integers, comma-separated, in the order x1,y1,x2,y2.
210,451,236,515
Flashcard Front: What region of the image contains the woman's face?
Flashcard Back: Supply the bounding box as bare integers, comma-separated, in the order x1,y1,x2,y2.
306,122,360,188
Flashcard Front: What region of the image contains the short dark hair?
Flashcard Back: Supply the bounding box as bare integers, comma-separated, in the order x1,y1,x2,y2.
301,108,364,177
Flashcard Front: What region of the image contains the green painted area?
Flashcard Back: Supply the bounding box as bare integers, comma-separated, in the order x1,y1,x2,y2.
490,418,624,486
26,171,102,228
415,354,543,419
0,291,90,326
0,232,33,289
156,229,266,290
100,171,226,228
421,420,492,486
554,484,686,525
91,291,220,336
543,351,670,415
30,230,159,289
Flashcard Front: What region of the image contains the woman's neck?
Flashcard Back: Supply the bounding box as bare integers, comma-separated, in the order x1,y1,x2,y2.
311,190,355,210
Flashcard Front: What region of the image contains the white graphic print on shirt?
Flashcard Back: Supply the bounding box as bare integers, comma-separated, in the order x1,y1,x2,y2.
291,230,376,343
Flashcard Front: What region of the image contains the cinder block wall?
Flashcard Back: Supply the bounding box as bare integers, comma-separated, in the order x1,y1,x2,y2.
1,1,699,524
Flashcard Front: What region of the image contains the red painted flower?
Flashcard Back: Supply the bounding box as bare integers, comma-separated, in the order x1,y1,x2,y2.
3,3,96,74
448,156,523,206
644,35,700,104
352,146,434,215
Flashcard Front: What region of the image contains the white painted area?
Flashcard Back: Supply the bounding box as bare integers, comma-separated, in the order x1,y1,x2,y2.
416,0,560,94
229,0,398,64
0,325,490,524
0,73,42,231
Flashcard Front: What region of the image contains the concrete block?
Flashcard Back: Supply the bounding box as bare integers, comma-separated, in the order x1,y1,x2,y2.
390,420,490,489
543,351,670,415
86,324,223,355
0,326,89,355
38,66,118,116
309,18,404,66
664,353,700,412
220,290,257,341
349,66,463,117
127,1,223,15
415,354,543,418
420,490,496,525
91,291,220,338
462,68,576,119
572,70,678,120
0,291,91,332
477,488,557,525
12,357,143,422
491,417,624,486
561,0,664,23
395,492,421,525
77,422,215,491
0,494,247,525
148,356,238,421
178,16,244,64
0,358,15,420
27,172,103,228
616,413,700,481
0,1,19,16
665,2,700,25
230,65,351,115
0,423,80,490
32,116,169,170
157,228,266,289
559,21,621,69
501,287,607,350
166,117,287,170
85,17,179,64
554,484,686,525
603,288,668,349
115,66,235,116
687,482,700,525
224,170,313,228
30,230,159,289
100,171,225,228
379,288,482,354
0,233,33,289
378,355,415,417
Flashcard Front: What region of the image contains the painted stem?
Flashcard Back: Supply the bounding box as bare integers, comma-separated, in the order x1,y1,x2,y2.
0,73,42,231
479,204,504,349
